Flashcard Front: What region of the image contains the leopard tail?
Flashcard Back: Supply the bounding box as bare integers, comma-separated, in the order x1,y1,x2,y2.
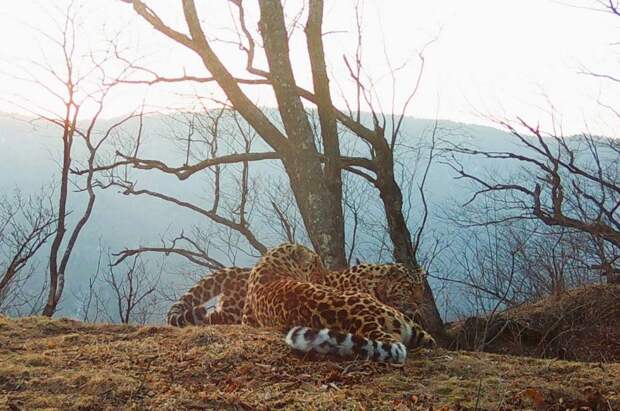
284,326,407,364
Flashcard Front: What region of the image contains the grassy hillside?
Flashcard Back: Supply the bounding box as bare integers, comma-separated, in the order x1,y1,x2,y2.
448,285,620,363
1,316,618,410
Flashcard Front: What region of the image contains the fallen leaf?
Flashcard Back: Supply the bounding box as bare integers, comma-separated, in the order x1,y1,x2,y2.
523,388,546,411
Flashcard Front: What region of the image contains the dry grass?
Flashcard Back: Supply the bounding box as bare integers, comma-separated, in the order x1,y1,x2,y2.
448,284,620,363
1,315,619,410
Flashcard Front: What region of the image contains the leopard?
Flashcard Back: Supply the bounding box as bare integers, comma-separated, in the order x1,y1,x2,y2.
318,263,427,323
167,259,428,328
242,243,435,364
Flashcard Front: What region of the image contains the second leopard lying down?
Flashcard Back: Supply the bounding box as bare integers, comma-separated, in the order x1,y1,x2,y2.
241,243,435,363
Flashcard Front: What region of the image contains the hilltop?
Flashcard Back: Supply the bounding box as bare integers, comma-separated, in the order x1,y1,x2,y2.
1,316,618,410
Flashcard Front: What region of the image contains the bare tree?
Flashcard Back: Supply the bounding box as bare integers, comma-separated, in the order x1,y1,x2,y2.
444,2,620,283
117,0,444,335
439,198,599,312
72,245,165,325
445,118,619,291
118,0,347,269
103,253,162,324
0,189,56,314
7,4,144,316
108,108,270,266
448,120,618,240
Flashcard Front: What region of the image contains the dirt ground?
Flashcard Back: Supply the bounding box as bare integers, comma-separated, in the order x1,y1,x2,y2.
1,315,618,410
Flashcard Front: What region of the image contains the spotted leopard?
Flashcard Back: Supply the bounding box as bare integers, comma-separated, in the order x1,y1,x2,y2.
319,263,427,322
242,243,434,364
167,259,427,327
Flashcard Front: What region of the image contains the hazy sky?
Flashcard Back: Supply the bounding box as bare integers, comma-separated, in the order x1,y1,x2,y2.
0,0,618,136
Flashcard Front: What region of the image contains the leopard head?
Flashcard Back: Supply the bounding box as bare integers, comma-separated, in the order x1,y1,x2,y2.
263,243,327,282
377,264,427,321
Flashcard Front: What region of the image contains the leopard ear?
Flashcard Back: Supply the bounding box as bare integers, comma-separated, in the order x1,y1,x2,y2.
414,266,428,283
291,245,308,264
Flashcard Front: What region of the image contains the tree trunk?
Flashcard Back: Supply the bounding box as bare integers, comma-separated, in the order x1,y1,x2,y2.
304,0,346,266
42,113,74,317
179,0,347,269
374,139,444,337
255,0,348,269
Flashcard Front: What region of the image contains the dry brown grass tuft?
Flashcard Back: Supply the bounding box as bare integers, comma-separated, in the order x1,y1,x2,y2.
0,315,618,410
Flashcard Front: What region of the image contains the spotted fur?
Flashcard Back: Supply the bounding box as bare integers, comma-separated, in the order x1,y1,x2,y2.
167,257,427,328
167,267,250,327
243,243,435,364
319,263,427,322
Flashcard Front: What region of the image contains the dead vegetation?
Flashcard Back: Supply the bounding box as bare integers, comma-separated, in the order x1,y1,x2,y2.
0,314,618,410
447,284,620,363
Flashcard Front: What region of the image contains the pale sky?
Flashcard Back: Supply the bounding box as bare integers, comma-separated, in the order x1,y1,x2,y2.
0,0,618,136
